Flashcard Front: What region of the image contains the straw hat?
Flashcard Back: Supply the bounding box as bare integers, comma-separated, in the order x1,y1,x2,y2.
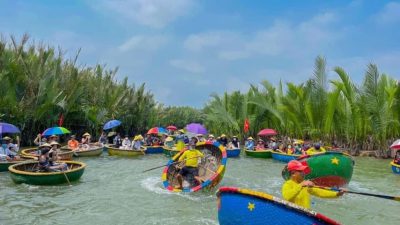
133,135,139,141
83,132,91,137
50,135,57,138
2,136,11,141
39,143,52,148
166,137,173,142
50,141,61,147
208,134,215,138
221,134,226,138
70,135,76,138
178,129,185,133
232,135,238,138
247,136,254,140
107,131,116,137
138,135,144,140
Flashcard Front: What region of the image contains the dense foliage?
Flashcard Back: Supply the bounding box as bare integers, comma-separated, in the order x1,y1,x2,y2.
203,56,400,155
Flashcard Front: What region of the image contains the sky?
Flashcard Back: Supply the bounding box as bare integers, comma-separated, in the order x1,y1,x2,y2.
1,0,400,107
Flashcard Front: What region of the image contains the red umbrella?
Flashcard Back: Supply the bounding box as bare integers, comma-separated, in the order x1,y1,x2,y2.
390,139,400,149
167,125,177,131
257,128,277,136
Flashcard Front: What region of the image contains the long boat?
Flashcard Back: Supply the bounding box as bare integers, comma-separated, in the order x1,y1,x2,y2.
226,148,241,158
0,156,36,172
244,149,272,158
107,145,146,157
162,141,227,192
21,148,74,160
217,186,340,225
8,161,86,185
391,161,400,174
163,146,181,157
145,146,164,154
282,151,355,187
271,151,302,163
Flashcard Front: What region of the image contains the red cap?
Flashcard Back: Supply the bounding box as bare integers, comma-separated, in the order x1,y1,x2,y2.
287,160,311,174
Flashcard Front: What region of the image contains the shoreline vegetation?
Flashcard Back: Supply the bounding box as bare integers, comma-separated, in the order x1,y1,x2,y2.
1,35,399,158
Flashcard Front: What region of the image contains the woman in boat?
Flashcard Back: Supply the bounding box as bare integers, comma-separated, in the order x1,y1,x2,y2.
255,139,265,150
219,134,228,147
33,133,47,146
394,150,400,165
152,136,162,146
306,143,326,155
38,143,67,172
282,160,344,209
0,136,20,160
68,135,80,151
98,132,107,145
287,144,294,154
121,136,132,149
174,137,204,189
197,134,206,142
245,137,255,150
293,142,303,154
228,136,240,149
175,130,185,151
132,135,143,150
81,133,91,149
207,134,215,143
164,136,174,149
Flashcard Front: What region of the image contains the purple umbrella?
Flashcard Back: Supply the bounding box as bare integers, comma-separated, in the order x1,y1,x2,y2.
185,123,207,135
0,122,21,134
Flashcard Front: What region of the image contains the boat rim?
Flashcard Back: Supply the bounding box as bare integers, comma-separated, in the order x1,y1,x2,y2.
8,161,86,176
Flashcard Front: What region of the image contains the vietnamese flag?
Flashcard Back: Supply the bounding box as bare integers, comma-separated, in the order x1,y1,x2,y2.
58,113,64,126
244,118,250,133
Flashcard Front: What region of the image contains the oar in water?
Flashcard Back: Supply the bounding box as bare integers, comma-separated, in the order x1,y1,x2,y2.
142,156,202,173
315,186,400,202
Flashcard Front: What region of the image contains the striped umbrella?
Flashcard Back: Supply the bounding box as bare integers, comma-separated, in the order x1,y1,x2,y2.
42,126,71,136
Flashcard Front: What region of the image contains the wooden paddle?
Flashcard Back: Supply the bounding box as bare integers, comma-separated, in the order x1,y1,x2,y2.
315,186,400,201
142,156,202,173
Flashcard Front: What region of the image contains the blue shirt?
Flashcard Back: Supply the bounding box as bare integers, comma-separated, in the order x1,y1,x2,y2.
245,141,255,150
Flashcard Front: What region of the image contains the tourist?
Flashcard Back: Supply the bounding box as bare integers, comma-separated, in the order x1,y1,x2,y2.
114,133,123,148
49,135,58,143
229,136,240,149
121,136,131,149
256,139,265,150
174,137,204,189
197,134,206,142
38,143,67,172
219,134,228,147
0,136,20,160
68,135,79,150
49,141,67,170
394,151,400,165
98,132,107,145
245,137,255,150
81,133,91,149
175,129,185,151
306,143,326,155
132,135,143,150
144,134,153,146
164,136,174,149
207,134,215,142
282,160,343,209
33,133,47,146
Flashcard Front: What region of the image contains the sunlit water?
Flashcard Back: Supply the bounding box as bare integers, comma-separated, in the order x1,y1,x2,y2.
1,153,399,225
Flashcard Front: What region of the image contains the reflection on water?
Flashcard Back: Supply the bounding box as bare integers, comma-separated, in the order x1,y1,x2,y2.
0,154,399,224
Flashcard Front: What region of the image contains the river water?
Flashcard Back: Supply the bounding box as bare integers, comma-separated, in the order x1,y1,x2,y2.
0,153,399,225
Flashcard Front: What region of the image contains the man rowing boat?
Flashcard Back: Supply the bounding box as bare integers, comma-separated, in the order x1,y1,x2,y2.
174,137,204,189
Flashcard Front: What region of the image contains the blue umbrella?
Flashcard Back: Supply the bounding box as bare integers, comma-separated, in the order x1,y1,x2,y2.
0,122,21,134
103,119,122,130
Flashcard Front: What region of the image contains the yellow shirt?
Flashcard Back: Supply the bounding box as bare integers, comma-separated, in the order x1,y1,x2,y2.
306,147,326,155
282,179,338,209
178,149,204,167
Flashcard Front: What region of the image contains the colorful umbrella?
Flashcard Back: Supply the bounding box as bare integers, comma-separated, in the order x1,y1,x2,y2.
185,123,207,135
390,139,400,150
0,122,21,134
166,125,177,131
103,119,122,130
257,128,277,136
147,127,167,135
42,126,71,136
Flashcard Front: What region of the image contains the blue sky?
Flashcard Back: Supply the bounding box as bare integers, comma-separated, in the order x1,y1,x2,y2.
1,0,400,107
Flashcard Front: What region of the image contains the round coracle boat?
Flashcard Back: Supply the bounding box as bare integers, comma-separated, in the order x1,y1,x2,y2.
21,148,74,160
145,146,164,154
271,151,302,163
391,161,400,175
107,145,146,157
245,149,272,158
9,161,86,185
0,156,37,172
226,148,241,158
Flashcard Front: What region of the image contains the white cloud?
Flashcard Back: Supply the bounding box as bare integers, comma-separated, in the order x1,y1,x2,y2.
170,59,205,73
374,2,400,24
93,0,196,28
118,35,168,52
183,31,236,52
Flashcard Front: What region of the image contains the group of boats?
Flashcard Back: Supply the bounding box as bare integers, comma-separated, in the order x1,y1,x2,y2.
1,138,399,225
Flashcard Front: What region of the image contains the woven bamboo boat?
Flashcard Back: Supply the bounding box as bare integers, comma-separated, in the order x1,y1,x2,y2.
245,149,272,158
9,161,86,185
162,141,227,192
21,148,74,160
107,145,146,157
0,156,36,172
67,144,104,157
391,161,400,175
145,146,164,154
217,186,340,225
282,152,355,188
271,151,302,163
226,148,241,158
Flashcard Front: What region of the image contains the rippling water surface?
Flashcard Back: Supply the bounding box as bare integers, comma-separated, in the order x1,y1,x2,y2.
1,153,399,225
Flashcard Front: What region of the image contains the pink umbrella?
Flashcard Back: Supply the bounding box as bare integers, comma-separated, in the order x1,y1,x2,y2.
257,128,277,136
390,139,400,149
167,125,177,131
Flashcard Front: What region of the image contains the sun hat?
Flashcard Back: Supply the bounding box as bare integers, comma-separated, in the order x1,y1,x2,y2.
166,137,173,142
221,134,226,137
50,141,61,147
247,136,254,140
2,136,11,141
83,132,91,137
50,135,57,138
178,129,185,133
287,160,310,174
208,134,215,138
39,143,52,148
70,135,76,138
